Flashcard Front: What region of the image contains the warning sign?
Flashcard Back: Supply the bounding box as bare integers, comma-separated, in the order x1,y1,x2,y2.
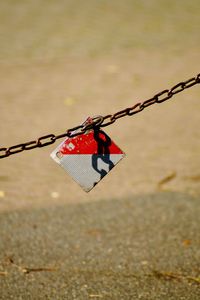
51,127,125,192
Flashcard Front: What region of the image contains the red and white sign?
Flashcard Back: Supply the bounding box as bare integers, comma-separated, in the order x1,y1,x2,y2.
51,124,125,192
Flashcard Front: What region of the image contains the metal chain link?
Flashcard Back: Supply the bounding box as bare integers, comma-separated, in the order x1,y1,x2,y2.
1,73,199,159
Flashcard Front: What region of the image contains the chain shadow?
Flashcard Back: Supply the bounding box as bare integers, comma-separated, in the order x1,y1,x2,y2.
91,130,114,184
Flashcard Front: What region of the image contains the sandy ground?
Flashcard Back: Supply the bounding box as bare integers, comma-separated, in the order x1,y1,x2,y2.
0,1,200,299
0,51,200,300
0,51,200,211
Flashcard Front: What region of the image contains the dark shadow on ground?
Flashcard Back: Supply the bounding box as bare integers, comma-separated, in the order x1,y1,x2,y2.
0,192,200,300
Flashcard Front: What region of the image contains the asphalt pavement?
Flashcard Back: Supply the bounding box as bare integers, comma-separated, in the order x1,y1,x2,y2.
0,191,199,299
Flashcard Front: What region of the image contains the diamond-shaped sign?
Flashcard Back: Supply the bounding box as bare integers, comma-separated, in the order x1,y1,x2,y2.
51,128,125,192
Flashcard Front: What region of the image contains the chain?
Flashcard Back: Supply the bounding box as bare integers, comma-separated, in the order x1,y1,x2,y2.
0,73,199,159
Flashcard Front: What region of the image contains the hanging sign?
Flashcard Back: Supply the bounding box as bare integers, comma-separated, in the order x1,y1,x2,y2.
51,118,125,192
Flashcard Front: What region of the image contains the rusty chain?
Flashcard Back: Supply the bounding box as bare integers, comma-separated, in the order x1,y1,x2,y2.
0,73,199,159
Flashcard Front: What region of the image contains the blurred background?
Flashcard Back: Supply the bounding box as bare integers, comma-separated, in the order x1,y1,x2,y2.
0,1,200,299
0,0,200,209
